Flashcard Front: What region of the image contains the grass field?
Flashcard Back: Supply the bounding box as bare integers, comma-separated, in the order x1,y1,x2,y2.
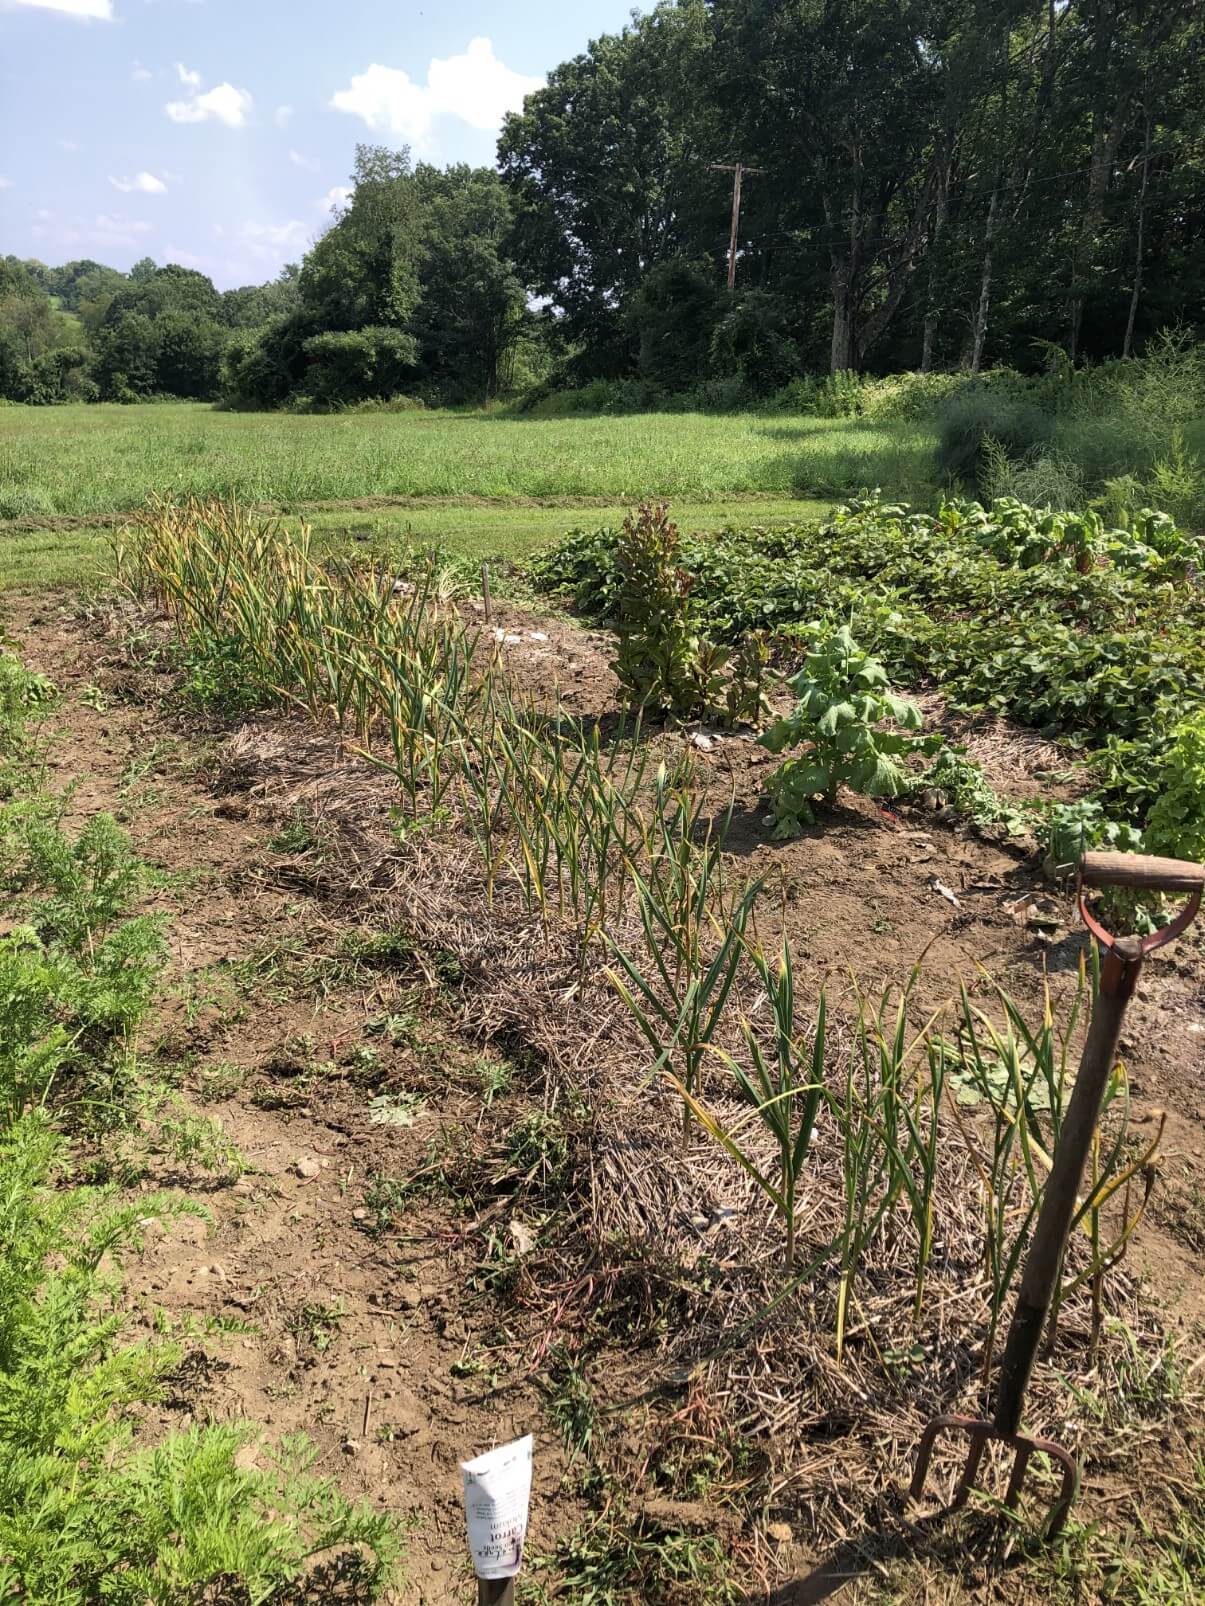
0,496,832,590
0,402,933,518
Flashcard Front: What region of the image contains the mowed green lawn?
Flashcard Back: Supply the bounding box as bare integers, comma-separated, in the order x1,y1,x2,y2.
0,402,934,518
0,497,835,590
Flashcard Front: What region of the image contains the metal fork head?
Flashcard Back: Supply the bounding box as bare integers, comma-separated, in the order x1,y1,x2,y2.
910,1414,1080,1540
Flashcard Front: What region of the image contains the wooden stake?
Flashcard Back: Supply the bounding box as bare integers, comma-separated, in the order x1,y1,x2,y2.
477,1580,514,1605
481,562,493,624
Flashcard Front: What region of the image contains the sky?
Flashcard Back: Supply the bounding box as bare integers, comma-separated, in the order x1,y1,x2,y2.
0,0,636,289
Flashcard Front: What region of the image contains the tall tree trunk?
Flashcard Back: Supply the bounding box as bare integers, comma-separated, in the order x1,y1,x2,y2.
1069,6,1134,360
970,179,1000,374
920,153,950,372
830,265,856,372
1123,80,1152,359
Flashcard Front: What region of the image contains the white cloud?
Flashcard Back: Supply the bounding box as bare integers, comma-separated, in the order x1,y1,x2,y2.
241,218,307,260
162,244,209,268
289,148,318,171
4,0,114,20
131,61,152,81
0,177,14,190
109,170,168,194
330,36,540,148
176,63,201,88
316,185,352,214
274,104,294,128
167,77,252,128
58,138,79,151
56,212,156,247
94,212,151,233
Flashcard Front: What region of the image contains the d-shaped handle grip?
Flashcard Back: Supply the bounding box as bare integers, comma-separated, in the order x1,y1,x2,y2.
1080,851,1205,895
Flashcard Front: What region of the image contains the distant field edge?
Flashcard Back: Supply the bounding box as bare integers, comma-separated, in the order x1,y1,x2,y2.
0,488,820,536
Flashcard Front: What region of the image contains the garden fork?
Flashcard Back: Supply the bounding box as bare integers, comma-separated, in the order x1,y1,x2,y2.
911,849,1205,1539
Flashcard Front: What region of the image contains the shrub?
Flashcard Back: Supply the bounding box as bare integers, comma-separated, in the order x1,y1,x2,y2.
612,503,705,716
936,389,1055,488
759,626,941,835
707,289,799,398
517,377,662,417
302,326,419,409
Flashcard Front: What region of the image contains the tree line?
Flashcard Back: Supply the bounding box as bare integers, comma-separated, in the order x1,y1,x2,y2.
3,0,1202,411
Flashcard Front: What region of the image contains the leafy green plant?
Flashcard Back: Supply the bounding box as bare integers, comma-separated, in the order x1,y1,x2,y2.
759,626,940,835
1043,798,1144,879
0,654,55,759
535,491,1204,842
529,1510,740,1605
0,932,74,1122
23,812,143,951
153,1108,248,1180
725,630,771,726
288,1300,346,1356
921,747,1037,836
612,502,708,716
1145,711,1205,865
507,1111,569,1189
0,1113,401,1601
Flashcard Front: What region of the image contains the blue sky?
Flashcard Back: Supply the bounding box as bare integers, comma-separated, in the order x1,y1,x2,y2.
0,0,635,288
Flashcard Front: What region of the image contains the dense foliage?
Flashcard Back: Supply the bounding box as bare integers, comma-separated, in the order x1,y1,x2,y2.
759,628,941,835
533,491,1205,838
612,502,710,716
3,151,534,412
5,1,1204,420
501,0,1204,383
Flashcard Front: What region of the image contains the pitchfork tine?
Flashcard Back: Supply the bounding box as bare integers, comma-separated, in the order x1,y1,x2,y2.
909,850,1204,1547
1002,1443,1033,1512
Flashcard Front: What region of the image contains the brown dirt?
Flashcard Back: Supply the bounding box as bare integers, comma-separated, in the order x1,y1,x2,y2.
7,588,1205,1604
11,595,589,1605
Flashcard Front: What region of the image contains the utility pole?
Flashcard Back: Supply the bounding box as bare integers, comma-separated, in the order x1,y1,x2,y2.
709,161,762,290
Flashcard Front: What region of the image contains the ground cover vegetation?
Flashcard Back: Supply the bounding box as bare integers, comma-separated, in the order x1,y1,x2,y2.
0,644,402,1599
96,492,1205,1600
534,491,1205,859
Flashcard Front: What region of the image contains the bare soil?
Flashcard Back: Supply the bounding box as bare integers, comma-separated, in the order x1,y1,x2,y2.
8,589,1205,1604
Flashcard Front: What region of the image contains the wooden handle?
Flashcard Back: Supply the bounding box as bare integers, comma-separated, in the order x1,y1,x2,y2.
1080,850,1205,894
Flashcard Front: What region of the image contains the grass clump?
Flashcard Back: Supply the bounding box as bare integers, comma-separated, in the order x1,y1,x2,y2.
936,388,1055,488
